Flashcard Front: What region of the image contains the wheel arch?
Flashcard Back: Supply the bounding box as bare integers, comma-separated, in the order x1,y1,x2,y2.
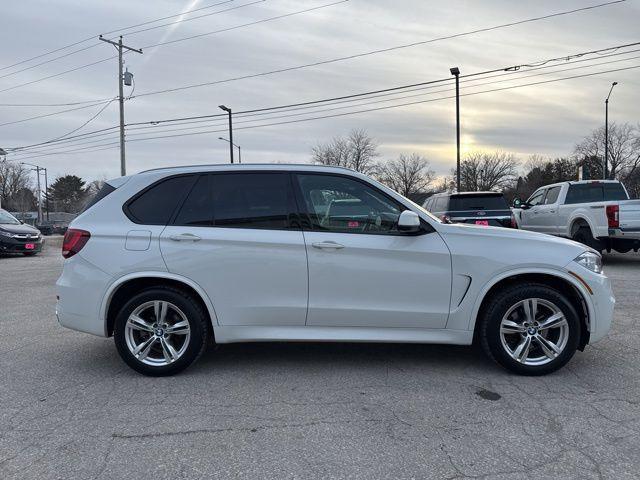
470,269,593,351
101,272,219,337
568,213,595,238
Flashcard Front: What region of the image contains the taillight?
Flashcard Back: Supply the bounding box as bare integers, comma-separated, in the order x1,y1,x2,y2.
62,229,91,258
606,205,619,228
510,213,518,229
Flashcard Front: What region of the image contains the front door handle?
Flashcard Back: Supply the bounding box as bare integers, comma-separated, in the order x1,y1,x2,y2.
169,233,201,242
312,241,345,250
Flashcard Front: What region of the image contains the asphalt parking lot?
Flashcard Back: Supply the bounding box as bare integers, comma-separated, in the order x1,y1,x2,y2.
1,241,640,480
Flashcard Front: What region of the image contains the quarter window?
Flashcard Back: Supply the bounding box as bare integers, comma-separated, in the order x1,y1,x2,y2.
211,173,295,229
296,174,402,234
126,175,196,225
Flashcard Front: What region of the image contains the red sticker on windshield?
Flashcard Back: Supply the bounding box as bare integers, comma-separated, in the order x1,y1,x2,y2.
348,221,360,228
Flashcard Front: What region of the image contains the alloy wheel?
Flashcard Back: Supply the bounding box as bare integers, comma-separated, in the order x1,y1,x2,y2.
124,300,191,366
499,298,569,366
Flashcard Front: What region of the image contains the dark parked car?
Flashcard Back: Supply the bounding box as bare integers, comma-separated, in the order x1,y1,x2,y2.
36,220,68,235
422,192,517,228
0,209,44,255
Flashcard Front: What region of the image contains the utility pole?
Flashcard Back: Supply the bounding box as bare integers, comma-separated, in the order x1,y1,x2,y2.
219,105,234,164
21,162,44,224
450,67,461,192
604,81,618,180
43,168,49,221
0,147,6,209
99,35,142,176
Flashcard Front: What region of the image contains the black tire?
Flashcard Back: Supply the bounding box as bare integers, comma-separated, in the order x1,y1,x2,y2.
114,287,211,376
479,283,581,376
572,226,602,252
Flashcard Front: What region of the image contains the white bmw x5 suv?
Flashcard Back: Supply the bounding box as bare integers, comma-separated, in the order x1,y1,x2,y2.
56,164,614,376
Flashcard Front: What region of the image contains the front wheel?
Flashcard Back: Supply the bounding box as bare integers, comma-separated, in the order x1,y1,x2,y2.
479,283,581,375
114,287,210,376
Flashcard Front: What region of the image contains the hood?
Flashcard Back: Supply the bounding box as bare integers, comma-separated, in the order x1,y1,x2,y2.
0,223,41,235
435,222,591,267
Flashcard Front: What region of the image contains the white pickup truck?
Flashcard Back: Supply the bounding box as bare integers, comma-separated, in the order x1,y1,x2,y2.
513,180,640,253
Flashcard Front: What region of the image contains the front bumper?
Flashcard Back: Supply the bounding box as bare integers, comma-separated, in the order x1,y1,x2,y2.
0,236,44,253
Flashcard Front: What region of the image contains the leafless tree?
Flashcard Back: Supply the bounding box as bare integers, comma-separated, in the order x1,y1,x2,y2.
312,129,379,175
0,161,32,209
455,151,518,192
573,122,640,180
378,153,435,197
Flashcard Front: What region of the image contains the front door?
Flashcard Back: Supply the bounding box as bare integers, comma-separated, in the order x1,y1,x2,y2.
160,172,308,326
294,173,452,329
520,188,546,232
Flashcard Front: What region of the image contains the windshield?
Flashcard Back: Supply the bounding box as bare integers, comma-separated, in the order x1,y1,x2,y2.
0,210,21,225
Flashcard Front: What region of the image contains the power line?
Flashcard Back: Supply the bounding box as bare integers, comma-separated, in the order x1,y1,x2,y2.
0,98,114,107
132,0,628,99
0,0,238,73
49,98,117,141
0,100,114,128
121,63,640,144
6,42,639,153
0,0,343,95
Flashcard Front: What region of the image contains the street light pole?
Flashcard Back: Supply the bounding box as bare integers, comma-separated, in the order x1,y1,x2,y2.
604,81,618,180
450,67,461,192
99,35,142,176
218,105,234,164
218,137,241,163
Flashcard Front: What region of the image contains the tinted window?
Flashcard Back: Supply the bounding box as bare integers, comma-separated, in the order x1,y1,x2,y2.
604,183,628,201
527,189,546,206
127,175,196,225
174,175,211,226
449,195,508,210
565,184,602,204
212,173,294,229
544,186,561,205
296,174,402,234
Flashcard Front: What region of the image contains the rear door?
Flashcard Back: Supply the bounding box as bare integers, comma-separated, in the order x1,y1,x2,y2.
160,172,308,327
294,173,452,329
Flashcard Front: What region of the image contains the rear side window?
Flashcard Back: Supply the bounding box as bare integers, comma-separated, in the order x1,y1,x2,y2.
565,184,603,204
126,175,196,225
82,183,115,213
450,195,508,210
211,173,295,229
603,183,628,201
544,186,561,204
173,175,212,226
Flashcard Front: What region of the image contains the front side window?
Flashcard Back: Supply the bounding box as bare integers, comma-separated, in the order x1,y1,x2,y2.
126,175,196,225
527,189,546,207
211,173,295,229
296,174,402,234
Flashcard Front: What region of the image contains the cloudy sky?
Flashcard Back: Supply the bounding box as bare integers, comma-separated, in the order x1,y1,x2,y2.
1,0,639,183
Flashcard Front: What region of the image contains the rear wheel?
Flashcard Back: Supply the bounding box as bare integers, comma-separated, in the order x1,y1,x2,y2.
572,226,602,252
479,283,581,375
114,287,210,376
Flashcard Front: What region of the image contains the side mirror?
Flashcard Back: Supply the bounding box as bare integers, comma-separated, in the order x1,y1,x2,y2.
398,210,421,232
512,198,522,208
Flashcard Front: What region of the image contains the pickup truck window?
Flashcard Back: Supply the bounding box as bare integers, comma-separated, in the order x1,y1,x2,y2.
565,183,629,204
544,186,561,204
528,190,546,206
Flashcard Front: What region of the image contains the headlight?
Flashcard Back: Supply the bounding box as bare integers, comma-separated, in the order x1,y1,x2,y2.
575,251,602,274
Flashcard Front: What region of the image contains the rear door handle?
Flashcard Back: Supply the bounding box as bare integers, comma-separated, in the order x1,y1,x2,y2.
169,233,201,242
312,241,345,250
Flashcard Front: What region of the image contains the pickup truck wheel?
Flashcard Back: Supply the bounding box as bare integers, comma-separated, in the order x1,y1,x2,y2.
479,283,581,376
572,226,602,252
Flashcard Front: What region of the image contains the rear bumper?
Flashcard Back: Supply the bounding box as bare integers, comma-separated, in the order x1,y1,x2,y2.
607,228,640,240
